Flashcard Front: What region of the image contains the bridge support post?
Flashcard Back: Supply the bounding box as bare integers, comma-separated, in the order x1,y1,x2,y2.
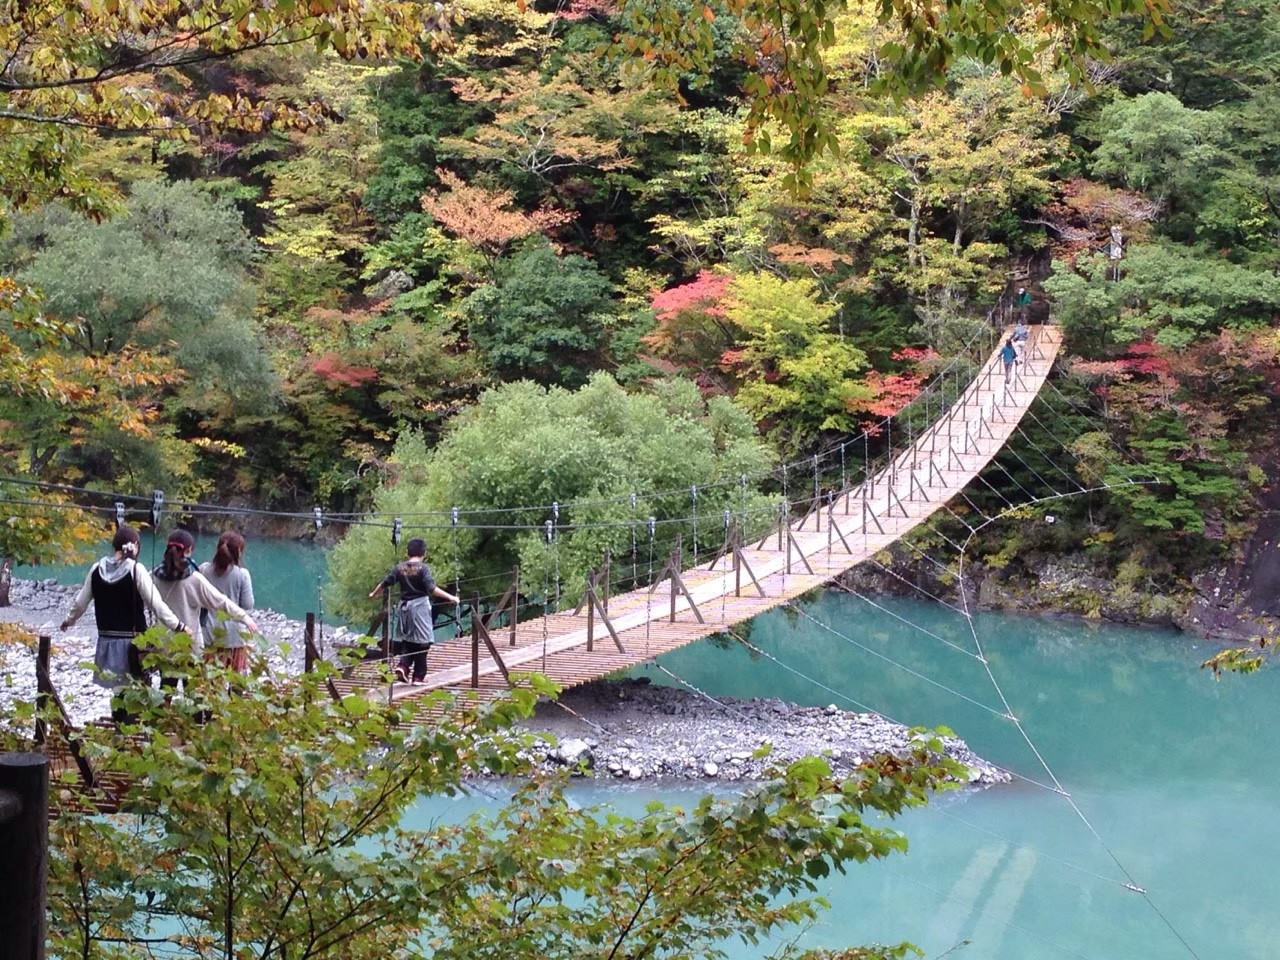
470,594,480,688
510,567,519,645
304,613,316,674
586,569,596,652
34,637,93,789
648,538,705,625
585,573,626,654
732,529,767,598
303,615,343,702
827,508,854,554
471,595,514,687
0,752,48,960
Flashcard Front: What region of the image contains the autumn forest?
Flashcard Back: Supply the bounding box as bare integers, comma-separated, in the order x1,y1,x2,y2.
2,0,1279,615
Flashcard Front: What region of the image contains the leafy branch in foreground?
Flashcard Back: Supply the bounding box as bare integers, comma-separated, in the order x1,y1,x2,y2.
2,632,963,959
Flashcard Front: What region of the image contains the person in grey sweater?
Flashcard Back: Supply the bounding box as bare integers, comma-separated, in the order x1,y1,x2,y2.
198,531,256,673
153,530,258,685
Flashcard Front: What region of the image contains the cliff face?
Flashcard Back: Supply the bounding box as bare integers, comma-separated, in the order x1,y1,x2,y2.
837,552,1189,630
1180,443,1280,642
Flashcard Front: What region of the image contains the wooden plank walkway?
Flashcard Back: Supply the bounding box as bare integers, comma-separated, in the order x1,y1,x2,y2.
340,326,1063,722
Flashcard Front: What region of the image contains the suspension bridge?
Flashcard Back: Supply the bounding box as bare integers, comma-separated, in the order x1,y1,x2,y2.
335,325,1063,720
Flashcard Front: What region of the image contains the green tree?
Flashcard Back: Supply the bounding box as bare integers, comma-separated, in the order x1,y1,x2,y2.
1088,93,1226,219
328,374,776,620
2,180,271,399
1046,243,1280,351
721,273,873,450
3,644,961,959
0,278,180,594
463,240,616,387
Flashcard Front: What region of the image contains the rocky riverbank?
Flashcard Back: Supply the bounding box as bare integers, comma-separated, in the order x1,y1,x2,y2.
0,577,1008,786
515,677,1009,785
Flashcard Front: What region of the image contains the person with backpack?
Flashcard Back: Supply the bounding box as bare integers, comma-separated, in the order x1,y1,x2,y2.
1012,319,1030,360
60,525,187,718
368,538,460,685
198,531,256,673
1001,339,1018,383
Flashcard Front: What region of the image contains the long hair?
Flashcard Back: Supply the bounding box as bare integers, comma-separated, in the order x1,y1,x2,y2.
162,529,196,580
212,531,245,576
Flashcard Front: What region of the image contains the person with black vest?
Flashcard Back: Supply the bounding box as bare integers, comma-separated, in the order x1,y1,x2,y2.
368,538,459,685
60,525,187,718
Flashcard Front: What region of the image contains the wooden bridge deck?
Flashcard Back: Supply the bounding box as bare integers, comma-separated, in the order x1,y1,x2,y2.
338,326,1063,722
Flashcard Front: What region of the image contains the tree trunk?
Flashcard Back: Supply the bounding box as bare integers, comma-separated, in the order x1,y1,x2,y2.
907,198,920,268
0,556,12,607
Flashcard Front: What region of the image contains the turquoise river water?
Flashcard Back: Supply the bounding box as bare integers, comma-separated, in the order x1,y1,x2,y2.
23,539,1280,959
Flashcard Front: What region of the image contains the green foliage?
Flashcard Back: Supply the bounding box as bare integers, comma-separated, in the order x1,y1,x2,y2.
1047,244,1280,350
1109,0,1280,110
1089,92,1226,217
721,273,872,450
1103,413,1243,537
329,374,776,620
1,640,962,959
463,240,617,387
2,180,272,402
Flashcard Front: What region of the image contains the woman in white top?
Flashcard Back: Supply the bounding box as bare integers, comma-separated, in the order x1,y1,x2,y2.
152,530,258,684
198,531,256,673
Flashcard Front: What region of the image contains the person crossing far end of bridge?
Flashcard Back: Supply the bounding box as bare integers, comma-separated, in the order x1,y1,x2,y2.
368,537,460,685
1001,339,1018,383
1015,285,1032,320
1012,318,1029,361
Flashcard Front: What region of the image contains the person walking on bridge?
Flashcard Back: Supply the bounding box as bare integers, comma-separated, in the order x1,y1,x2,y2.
199,531,256,674
1001,339,1018,384
153,529,259,686
1015,286,1032,321
369,538,460,685
1012,319,1029,361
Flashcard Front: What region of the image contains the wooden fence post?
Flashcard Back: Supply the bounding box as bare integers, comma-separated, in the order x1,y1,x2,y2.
470,592,481,688
304,613,316,674
0,753,48,960
34,638,50,746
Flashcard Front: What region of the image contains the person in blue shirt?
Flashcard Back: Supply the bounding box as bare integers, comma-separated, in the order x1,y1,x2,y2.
1001,340,1018,383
